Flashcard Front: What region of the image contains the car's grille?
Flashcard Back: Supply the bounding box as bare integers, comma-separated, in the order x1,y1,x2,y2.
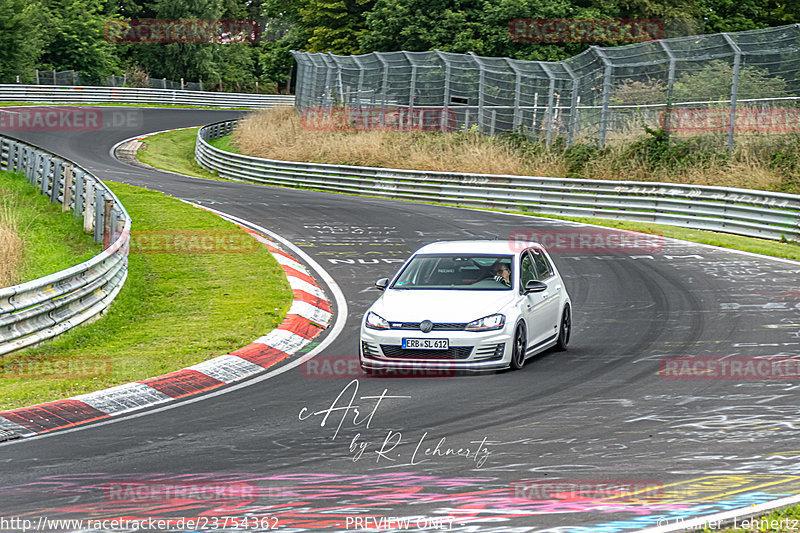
474,343,505,360
380,345,473,360
389,322,468,331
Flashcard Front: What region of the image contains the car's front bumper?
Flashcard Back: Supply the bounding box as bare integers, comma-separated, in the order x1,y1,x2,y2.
359,327,512,372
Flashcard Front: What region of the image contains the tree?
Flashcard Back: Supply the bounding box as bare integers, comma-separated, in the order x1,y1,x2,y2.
38,0,120,81
671,60,788,102
0,0,45,82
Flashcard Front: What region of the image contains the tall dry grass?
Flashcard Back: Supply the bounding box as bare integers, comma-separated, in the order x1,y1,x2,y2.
0,196,24,288
231,108,796,192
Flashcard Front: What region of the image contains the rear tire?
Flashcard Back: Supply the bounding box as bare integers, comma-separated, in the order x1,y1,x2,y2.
555,305,571,351
510,324,527,370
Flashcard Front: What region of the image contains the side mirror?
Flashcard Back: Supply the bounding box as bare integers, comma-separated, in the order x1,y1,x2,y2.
375,278,389,291
525,280,547,293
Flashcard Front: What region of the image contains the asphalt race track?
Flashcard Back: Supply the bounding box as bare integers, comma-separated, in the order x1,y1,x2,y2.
1,107,800,532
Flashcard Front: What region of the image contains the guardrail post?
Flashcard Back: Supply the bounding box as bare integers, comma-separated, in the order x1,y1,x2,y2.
592,46,613,148
12,142,22,172
84,180,95,233
94,188,104,242
352,55,366,124
40,155,51,195
63,164,73,212
73,170,84,218
50,160,63,203
722,33,742,151
102,197,113,247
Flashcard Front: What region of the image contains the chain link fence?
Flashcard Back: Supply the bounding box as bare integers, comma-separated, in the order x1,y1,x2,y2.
292,23,800,149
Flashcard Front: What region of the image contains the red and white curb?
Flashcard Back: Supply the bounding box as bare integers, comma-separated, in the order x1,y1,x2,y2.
0,210,333,442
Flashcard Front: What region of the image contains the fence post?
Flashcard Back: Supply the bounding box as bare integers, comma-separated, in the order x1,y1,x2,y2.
35,69,39,85
327,52,345,105
434,50,452,133
103,197,113,247
376,53,389,127
659,40,677,139
505,58,523,130
592,46,613,148
351,55,367,127
540,62,557,147
722,33,742,151
402,52,417,130
562,63,580,146
72,70,76,85
163,78,167,89
468,52,485,133
181,78,184,90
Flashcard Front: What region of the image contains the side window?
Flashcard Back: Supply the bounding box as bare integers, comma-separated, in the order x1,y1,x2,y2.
532,249,554,280
520,252,537,288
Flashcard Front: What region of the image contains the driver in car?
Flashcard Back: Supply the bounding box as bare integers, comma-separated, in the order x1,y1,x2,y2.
491,261,512,287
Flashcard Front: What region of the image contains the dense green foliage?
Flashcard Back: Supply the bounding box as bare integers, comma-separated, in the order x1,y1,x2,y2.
0,0,798,87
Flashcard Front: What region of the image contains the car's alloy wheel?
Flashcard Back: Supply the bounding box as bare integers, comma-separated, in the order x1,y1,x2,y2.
555,305,571,351
510,324,526,370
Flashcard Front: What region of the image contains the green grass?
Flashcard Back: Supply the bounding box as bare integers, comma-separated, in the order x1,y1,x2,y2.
0,180,293,410
137,128,222,180
0,171,103,283
137,129,800,263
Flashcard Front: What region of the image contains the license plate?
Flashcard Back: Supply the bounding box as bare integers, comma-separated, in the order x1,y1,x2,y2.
402,338,449,350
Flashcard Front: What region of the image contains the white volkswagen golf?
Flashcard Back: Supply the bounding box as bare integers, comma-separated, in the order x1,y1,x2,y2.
360,240,572,372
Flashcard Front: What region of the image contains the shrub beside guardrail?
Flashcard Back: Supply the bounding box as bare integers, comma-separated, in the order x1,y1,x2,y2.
0,85,295,108
0,135,130,356
196,119,800,242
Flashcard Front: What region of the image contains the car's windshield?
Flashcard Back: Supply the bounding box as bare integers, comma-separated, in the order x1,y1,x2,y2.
391,254,514,290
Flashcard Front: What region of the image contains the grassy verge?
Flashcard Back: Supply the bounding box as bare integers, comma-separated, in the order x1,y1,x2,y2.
0,180,293,410
230,108,800,194
135,128,800,262
136,127,222,180
0,171,103,286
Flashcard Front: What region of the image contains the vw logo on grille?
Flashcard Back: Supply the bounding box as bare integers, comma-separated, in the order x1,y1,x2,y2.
420,320,434,333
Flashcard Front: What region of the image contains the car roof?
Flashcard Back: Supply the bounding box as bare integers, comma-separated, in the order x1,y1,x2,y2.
412,240,543,255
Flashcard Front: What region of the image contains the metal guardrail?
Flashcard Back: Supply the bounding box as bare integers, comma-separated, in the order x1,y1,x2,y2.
0,135,130,356
0,85,295,108
196,119,800,242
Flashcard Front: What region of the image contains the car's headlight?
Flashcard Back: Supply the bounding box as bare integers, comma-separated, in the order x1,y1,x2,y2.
465,313,505,331
365,311,390,330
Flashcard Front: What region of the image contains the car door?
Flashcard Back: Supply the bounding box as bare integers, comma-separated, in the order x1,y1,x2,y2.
519,249,550,346
531,247,561,342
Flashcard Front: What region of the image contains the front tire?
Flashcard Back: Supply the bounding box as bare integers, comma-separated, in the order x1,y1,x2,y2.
555,305,571,351
510,324,527,370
